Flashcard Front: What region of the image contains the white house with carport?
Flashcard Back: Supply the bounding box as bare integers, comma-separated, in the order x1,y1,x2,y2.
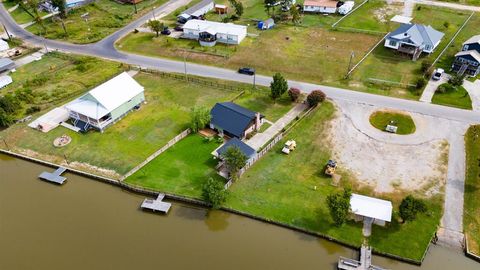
350,193,392,237
303,0,338,14
182,20,247,46
65,72,145,133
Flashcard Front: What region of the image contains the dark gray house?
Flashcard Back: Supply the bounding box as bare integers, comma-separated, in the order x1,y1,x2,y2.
210,102,264,140
384,24,444,61
213,137,257,179
0,58,15,73
452,35,480,77
215,138,256,161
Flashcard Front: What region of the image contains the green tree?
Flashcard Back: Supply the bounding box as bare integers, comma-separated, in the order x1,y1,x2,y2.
202,177,228,209
270,73,288,102
415,77,427,89
26,0,46,32
0,108,14,127
51,0,67,18
0,95,21,114
306,90,326,107
290,4,301,25
399,195,427,222
222,146,247,180
147,20,164,37
326,188,352,227
264,0,276,16
190,106,211,133
229,0,244,18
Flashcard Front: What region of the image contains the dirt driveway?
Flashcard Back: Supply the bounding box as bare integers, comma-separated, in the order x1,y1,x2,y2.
328,100,467,195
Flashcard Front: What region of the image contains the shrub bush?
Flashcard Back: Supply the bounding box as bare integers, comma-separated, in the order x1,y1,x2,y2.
436,83,455,93
415,78,427,89
449,74,464,86
399,195,427,222
307,90,326,107
288,87,301,101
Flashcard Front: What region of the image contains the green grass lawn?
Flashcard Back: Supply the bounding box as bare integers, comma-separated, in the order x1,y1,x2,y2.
25,0,168,43
117,25,379,87
436,13,480,72
235,89,292,122
464,125,480,256
369,111,416,135
436,0,480,6
335,0,400,33
431,85,472,110
352,5,471,99
2,52,123,119
125,134,223,198
0,72,244,176
226,101,443,262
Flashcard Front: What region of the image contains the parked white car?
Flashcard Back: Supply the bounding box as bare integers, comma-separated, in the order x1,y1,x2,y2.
432,68,444,80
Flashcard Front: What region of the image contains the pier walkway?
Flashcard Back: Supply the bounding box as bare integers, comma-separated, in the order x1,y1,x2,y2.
141,193,172,214
338,245,387,270
38,167,67,185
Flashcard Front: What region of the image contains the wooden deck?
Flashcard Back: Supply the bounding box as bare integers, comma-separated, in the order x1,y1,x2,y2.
141,193,172,214
38,167,67,185
338,245,387,270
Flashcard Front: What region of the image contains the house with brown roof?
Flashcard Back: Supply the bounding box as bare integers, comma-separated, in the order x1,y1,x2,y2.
303,0,338,14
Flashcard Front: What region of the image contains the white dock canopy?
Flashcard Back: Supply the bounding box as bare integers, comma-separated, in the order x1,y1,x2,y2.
350,193,392,222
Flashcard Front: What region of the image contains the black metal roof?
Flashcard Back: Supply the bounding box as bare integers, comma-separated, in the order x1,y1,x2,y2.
210,102,261,138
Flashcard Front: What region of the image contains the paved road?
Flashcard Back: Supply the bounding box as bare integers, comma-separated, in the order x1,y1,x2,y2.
1,1,480,125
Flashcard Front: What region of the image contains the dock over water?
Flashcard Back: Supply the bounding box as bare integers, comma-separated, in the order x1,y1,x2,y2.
338,245,387,270
38,167,67,185
141,193,172,214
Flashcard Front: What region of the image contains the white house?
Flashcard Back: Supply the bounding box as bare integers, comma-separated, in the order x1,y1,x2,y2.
303,0,338,14
183,20,247,46
384,24,444,60
177,0,214,23
65,72,145,132
0,40,9,52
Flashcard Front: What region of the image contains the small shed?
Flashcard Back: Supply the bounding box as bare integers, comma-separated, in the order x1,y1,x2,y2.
214,137,257,161
214,4,228,14
0,40,9,52
0,58,15,73
258,18,275,30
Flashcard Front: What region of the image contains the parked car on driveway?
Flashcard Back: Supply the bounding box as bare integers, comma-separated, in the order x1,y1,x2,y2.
161,27,171,35
432,68,444,80
238,67,255,75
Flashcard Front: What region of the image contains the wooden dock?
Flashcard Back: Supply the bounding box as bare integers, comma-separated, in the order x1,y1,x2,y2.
141,193,172,214
338,245,387,270
38,167,67,185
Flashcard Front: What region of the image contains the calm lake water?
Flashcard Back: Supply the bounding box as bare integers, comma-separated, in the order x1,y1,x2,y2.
0,153,478,270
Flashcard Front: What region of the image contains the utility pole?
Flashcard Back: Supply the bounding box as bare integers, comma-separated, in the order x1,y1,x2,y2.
133,1,138,14
2,23,11,40
184,54,188,81
345,51,355,78
253,72,256,89
152,6,156,20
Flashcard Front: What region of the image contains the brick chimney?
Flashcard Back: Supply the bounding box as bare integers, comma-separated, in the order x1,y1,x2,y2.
255,112,261,131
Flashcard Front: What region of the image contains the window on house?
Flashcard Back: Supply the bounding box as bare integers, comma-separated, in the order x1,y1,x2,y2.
425,45,431,50
388,40,397,47
463,45,469,51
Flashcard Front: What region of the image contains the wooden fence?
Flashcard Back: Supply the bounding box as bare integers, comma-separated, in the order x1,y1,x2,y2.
138,69,245,92
121,129,191,181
